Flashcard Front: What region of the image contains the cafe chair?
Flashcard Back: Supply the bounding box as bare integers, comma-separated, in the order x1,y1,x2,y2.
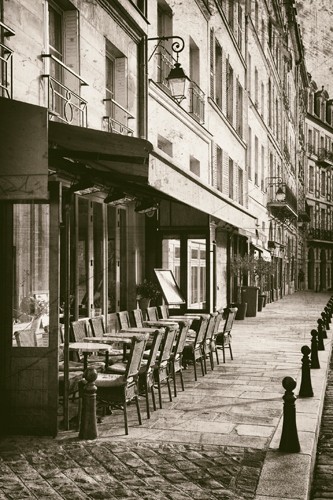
58,325,84,372
131,309,144,328
95,333,149,435
153,325,177,409
209,309,224,366
158,305,169,319
182,315,209,381
215,307,238,363
117,310,131,330
169,320,190,397
14,329,38,347
146,306,159,321
138,328,164,418
202,312,218,373
89,316,123,362
70,320,106,371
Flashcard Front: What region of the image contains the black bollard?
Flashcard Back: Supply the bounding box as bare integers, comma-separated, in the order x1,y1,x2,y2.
279,376,300,453
322,311,330,330
317,320,326,349
79,367,98,440
299,346,313,397
310,330,320,369
324,306,332,322
318,318,328,339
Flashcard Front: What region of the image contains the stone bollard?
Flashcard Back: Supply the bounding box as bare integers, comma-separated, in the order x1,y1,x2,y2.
317,320,326,349
310,330,320,369
324,306,332,322
79,367,98,440
299,346,313,398
279,376,300,453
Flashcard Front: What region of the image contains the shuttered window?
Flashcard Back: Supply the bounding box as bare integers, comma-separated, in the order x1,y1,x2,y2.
226,59,233,124
209,28,214,99
236,79,243,137
216,145,223,192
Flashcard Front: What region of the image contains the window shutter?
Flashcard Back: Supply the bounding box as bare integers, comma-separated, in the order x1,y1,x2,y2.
216,145,223,192
243,169,248,208
63,9,80,95
223,151,229,196
210,28,215,99
211,141,216,187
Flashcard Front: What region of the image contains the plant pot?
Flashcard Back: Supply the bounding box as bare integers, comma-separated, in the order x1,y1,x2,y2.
138,298,151,311
258,294,266,312
231,302,247,320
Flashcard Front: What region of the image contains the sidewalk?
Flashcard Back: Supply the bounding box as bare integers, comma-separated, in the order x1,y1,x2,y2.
0,291,331,499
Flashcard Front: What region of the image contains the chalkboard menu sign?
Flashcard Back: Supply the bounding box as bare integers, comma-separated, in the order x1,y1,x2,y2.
154,269,186,305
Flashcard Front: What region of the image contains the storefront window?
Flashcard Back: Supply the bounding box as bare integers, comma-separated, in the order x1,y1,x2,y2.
93,202,103,315
13,204,49,347
188,239,206,309
162,238,181,285
77,198,89,317
107,206,117,312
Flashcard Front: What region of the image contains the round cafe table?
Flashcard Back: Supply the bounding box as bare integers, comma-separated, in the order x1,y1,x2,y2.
68,342,112,371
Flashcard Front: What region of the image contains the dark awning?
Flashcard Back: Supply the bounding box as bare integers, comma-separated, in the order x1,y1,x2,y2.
48,121,153,182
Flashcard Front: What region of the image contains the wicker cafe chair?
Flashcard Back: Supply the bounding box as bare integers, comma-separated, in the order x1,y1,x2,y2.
146,306,159,321
138,328,165,418
169,320,190,397
215,307,238,363
131,308,144,328
95,333,149,435
202,312,218,372
14,329,38,347
70,320,106,371
117,310,131,330
154,325,177,409
209,309,224,365
89,316,123,362
182,315,209,381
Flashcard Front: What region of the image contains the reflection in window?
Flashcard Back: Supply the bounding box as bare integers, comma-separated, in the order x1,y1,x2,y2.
13,204,49,347
162,238,181,286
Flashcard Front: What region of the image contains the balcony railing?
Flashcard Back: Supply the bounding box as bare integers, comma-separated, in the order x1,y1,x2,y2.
41,54,88,126
155,45,205,123
103,89,134,136
0,21,15,99
267,182,298,222
317,147,333,167
308,228,333,242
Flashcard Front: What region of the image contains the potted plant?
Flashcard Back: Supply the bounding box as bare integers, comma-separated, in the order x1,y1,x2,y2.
136,279,161,310
229,254,257,319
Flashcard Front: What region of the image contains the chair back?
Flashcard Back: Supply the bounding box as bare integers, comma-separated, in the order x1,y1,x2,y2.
213,310,224,335
106,313,120,333
30,316,42,335
193,315,210,346
14,329,37,347
89,316,105,337
125,334,149,378
144,328,165,371
204,313,218,343
146,306,159,321
158,325,177,364
158,305,169,319
131,309,144,327
70,320,88,342
223,307,238,334
117,310,131,330
173,320,190,356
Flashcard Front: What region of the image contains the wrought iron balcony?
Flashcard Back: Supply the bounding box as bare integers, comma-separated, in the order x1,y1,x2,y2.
317,147,333,167
154,45,205,123
41,54,88,126
308,227,333,242
0,21,15,99
267,182,298,223
103,89,134,136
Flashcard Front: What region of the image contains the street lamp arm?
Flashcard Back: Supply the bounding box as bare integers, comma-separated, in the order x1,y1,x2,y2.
147,35,185,62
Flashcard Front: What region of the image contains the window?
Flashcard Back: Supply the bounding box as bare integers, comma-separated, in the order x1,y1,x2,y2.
268,78,272,127
309,165,314,192
216,145,223,191
261,145,265,191
236,80,243,137
226,59,233,124
248,54,251,97
321,171,326,196
248,126,252,180
261,82,265,118
215,41,223,107
188,239,206,309
254,0,259,31
105,40,130,135
229,158,234,199
237,3,243,50
158,135,173,157
254,67,258,106
321,208,326,230
190,155,200,176
238,167,243,205
228,0,234,31
189,38,200,85
254,135,259,186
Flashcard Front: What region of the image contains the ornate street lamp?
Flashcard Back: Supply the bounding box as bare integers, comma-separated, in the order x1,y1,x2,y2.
148,35,189,104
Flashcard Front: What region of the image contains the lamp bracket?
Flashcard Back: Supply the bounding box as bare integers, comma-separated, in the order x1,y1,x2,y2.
147,35,185,62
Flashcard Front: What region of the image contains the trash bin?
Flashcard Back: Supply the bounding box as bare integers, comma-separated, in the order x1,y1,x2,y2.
241,286,259,317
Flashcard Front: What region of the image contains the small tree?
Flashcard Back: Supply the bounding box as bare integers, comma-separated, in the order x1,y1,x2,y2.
254,257,275,292
230,254,257,301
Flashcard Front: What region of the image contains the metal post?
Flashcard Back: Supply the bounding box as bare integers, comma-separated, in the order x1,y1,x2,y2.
310,330,320,369
317,321,325,350
299,346,313,397
79,367,98,440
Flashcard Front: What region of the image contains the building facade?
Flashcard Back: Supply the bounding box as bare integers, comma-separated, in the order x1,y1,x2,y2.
0,0,309,436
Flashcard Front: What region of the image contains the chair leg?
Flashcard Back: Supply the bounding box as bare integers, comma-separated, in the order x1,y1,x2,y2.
215,348,220,365
157,377,163,409
209,351,214,370
145,379,151,419
203,348,208,374
172,363,177,397
151,385,157,411
179,368,185,391
222,345,226,364
229,344,233,360
167,377,173,402
135,395,142,426
199,355,205,377
192,353,197,381
123,396,129,435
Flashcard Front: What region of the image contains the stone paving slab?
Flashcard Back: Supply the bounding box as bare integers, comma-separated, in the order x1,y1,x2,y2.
0,291,331,499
